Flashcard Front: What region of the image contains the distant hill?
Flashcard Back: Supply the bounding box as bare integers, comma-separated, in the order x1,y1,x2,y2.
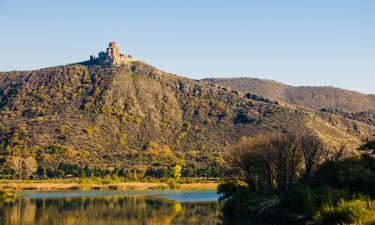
203,78,375,124
0,63,373,174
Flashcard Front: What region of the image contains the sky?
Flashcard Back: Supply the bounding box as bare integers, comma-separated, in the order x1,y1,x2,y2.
0,0,374,94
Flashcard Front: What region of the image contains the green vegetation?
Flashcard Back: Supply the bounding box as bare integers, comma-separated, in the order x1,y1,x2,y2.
0,62,371,182
219,133,375,225
359,135,375,153
314,198,375,225
1,158,223,189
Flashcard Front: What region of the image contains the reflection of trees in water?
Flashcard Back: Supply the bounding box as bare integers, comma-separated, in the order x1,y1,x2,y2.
0,196,220,225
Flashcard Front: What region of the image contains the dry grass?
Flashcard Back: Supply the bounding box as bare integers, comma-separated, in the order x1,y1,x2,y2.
0,179,218,191
178,182,219,190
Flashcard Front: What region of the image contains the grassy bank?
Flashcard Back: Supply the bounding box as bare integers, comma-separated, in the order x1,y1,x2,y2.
0,179,219,191
0,189,17,200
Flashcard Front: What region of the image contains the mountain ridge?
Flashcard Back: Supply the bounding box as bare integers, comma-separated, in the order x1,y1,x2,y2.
203,77,375,113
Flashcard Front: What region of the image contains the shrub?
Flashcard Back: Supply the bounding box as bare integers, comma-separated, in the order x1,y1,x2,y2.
279,186,351,218
119,133,126,146
314,198,375,225
144,141,173,156
219,132,375,225
314,156,375,197
359,135,375,154
166,178,179,189
218,180,246,201
84,126,100,136
220,187,279,220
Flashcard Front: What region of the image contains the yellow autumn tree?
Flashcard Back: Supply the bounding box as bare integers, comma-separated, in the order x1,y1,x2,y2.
173,164,182,180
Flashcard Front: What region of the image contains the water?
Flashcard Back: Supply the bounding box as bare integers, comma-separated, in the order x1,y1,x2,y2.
0,190,221,225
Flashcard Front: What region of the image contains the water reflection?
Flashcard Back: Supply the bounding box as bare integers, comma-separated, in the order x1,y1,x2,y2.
0,196,220,225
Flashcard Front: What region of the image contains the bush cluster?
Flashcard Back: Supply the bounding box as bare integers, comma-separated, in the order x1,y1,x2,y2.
219,133,375,225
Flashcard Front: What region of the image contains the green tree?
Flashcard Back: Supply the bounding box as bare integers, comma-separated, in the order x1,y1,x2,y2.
84,165,92,177
118,167,129,177
36,165,46,178
314,156,375,197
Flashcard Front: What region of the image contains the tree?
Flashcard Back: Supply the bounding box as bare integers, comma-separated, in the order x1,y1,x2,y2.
227,134,274,193
21,156,37,179
272,133,303,191
84,165,92,177
182,165,196,177
328,144,350,162
4,156,38,179
112,167,120,176
4,156,23,178
314,156,375,197
118,167,129,177
228,133,302,193
226,132,326,194
145,167,171,178
36,165,46,178
173,165,182,180
300,133,325,181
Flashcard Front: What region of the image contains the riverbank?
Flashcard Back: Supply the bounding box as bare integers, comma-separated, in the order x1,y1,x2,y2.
0,189,17,200
0,179,219,191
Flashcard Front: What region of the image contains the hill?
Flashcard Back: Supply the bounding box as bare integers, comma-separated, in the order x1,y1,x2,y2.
203,78,375,112
0,62,374,177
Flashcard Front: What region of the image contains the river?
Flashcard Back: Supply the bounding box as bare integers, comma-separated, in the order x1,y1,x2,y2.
0,190,221,225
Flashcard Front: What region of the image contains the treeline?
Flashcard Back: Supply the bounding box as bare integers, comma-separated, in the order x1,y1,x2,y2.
1,161,224,180
35,163,131,179
219,132,375,225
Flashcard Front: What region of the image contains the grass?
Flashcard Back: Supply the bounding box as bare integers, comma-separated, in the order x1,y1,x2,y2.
0,178,219,191
178,182,219,190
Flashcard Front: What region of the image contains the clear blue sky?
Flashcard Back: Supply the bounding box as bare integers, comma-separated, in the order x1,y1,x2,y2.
0,0,374,94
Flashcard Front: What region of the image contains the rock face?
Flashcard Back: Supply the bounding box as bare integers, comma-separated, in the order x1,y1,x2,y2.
0,62,374,171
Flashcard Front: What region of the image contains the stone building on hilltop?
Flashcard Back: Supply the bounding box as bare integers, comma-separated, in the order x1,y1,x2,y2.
88,41,132,66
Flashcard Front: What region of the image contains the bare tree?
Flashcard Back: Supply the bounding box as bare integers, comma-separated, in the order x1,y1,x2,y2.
227,132,304,194
272,133,303,191
5,156,23,177
5,156,37,179
300,133,326,182
328,144,351,162
22,156,37,178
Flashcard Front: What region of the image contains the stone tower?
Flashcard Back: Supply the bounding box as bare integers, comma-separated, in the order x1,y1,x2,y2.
107,41,120,61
